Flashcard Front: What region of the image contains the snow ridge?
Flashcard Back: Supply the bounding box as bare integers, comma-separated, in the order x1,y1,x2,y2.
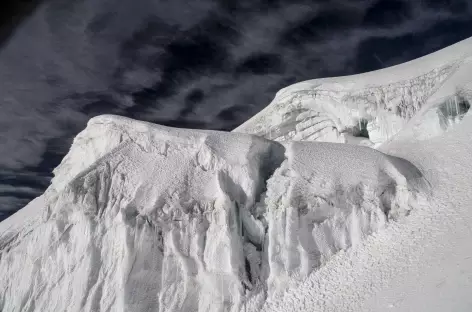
238,61,461,145
0,115,427,312
235,37,472,147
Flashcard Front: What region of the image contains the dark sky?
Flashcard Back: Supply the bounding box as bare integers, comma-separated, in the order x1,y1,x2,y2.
1,0,472,220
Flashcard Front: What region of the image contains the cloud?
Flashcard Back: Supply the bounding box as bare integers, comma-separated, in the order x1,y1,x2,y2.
1,0,472,217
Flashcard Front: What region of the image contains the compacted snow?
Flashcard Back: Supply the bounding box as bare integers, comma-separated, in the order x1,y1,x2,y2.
235,36,472,148
1,37,472,312
0,115,426,312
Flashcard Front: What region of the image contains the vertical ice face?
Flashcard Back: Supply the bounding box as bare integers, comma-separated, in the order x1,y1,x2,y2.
436,94,471,130
234,50,472,148
388,89,472,144
0,115,427,312
1,115,288,312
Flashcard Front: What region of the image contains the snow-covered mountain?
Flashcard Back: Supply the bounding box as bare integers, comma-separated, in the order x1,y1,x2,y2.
235,36,472,147
1,37,472,312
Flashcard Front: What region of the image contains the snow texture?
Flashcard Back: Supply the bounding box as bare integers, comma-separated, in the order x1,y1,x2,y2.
235,37,472,148
1,37,472,312
0,114,425,312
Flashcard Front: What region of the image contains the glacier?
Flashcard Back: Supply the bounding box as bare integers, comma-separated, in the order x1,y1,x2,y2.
1,38,472,312
235,36,472,147
0,115,426,311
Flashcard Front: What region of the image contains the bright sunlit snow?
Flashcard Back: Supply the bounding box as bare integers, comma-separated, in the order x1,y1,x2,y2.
1,37,472,312
235,37,472,148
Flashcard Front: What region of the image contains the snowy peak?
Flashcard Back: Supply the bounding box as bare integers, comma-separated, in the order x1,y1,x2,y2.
47,114,284,206
1,114,428,312
41,115,286,311
235,37,472,148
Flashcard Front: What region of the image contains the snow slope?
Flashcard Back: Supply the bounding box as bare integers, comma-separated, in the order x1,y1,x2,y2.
258,104,472,312
239,36,472,312
235,37,472,147
1,38,472,312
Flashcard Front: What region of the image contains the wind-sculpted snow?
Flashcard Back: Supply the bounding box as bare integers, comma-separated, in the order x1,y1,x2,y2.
263,142,427,297
0,115,427,312
235,41,472,147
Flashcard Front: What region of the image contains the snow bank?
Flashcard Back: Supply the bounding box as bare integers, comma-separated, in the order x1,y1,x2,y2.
263,142,426,295
0,114,425,312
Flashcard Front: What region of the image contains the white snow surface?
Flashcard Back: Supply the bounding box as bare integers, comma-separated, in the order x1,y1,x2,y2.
235,37,472,147
0,115,425,312
1,37,472,312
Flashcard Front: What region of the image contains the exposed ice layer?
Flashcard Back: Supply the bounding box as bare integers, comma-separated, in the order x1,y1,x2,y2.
0,115,425,312
375,88,471,148
44,115,285,312
235,38,472,147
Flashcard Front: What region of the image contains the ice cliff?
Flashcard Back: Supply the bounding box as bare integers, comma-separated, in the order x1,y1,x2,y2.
235,37,472,147
0,114,426,312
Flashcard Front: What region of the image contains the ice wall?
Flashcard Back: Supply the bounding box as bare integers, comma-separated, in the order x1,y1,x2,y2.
0,115,427,312
235,41,472,148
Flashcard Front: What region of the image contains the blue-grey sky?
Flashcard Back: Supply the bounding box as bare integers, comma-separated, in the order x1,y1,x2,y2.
1,0,472,220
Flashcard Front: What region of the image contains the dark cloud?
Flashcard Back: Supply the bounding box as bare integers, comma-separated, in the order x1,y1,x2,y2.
356,15,472,72
362,0,412,27
279,7,360,46
235,53,283,75
421,0,471,14
0,0,42,45
1,0,472,220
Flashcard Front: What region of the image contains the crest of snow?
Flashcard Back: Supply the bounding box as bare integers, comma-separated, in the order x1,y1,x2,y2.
0,113,425,312
235,38,472,148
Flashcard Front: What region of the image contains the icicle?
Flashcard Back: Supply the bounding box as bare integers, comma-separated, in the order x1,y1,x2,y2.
447,98,450,117
455,95,459,117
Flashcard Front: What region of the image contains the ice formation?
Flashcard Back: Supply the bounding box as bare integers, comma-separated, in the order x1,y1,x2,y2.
235,38,472,147
0,114,427,312
1,38,472,312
